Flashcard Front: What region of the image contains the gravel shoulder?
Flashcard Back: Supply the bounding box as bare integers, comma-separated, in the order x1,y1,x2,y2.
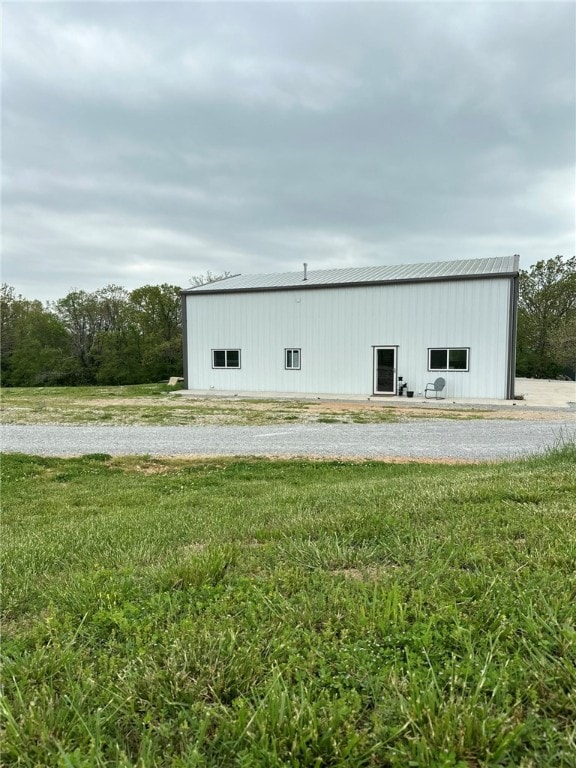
2,420,575,461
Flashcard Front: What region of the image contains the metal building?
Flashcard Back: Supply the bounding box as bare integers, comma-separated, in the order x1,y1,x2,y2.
181,255,519,399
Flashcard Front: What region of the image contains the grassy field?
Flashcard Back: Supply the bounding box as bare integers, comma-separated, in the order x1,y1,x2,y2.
0,384,511,426
2,445,575,766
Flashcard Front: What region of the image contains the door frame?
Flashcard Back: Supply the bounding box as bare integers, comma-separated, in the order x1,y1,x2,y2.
373,346,398,395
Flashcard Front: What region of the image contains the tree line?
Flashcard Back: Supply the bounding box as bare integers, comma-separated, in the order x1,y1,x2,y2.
1,284,183,386
1,257,574,387
516,255,575,380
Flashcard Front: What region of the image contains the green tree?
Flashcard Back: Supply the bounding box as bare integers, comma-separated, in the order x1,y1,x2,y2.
128,284,182,381
2,282,184,387
53,286,130,384
516,256,576,379
1,284,73,386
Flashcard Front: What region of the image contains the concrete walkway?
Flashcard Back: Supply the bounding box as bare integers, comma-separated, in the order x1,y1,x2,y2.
511,378,576,408
178,378,576,411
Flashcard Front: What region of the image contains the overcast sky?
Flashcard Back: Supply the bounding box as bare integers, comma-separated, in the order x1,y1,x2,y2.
2,1,575,303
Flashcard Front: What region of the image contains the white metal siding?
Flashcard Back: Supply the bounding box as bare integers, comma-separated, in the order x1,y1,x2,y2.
186,277,512,398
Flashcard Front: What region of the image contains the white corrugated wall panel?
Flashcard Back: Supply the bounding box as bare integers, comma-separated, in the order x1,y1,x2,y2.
186,277,512,398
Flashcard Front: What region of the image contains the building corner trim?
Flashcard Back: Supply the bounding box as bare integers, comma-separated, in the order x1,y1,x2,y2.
181,294,189,389
507,275,519,399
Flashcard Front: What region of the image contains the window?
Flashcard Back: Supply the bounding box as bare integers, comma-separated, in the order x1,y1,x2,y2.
212,349,240,368
428,348,469,371
285,348,301,370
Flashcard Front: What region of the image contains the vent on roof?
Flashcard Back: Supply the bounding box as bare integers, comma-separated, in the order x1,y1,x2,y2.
303,263,308,281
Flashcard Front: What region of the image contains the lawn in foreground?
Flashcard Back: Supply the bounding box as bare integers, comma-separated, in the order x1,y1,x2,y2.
1,448,575,767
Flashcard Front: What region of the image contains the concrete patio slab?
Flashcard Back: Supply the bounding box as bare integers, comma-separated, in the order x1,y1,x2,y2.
177,378,576,411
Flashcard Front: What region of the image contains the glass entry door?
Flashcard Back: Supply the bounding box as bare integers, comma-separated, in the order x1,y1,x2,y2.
373,347,397,394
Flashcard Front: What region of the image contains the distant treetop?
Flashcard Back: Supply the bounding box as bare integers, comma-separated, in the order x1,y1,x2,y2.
189,270,234,287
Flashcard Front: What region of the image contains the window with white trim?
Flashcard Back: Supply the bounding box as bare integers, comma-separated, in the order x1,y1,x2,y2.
285,348,301,370
212,349,241,369
428,348,469,371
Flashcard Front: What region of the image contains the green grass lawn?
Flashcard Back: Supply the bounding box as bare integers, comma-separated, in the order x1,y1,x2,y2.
2,446,575,767
0,384,497,426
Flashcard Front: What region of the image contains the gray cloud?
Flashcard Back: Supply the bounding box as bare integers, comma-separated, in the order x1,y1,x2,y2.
2,1,574,302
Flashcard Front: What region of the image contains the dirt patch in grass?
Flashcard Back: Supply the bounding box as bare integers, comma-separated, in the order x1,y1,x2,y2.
130,461,175,475
333,565,395,580
393,406,572,421
164,453,483,465
179,542,207,554
86,398,191,407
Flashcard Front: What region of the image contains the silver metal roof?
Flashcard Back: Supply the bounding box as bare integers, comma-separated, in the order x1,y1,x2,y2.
184,256,519,293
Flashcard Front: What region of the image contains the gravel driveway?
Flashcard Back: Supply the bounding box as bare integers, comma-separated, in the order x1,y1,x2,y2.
2,420,575,460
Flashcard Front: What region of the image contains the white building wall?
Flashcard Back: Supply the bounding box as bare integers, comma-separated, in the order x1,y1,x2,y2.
185,277,513,398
